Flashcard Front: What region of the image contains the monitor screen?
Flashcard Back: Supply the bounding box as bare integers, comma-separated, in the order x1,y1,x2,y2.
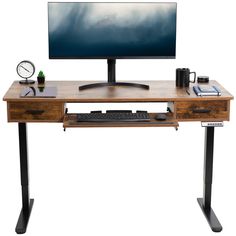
48,2,177,59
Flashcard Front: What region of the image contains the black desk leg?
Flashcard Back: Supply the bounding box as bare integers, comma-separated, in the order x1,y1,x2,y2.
197,127,222,232
15,123,34,234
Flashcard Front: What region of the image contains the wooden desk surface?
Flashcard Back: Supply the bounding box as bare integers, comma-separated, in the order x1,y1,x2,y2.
3,80,233,103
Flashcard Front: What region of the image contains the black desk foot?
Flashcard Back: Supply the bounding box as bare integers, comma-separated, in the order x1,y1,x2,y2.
15,199,34,234
197,198,222,232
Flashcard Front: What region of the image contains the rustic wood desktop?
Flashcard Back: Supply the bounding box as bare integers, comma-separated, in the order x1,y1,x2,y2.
3,80,233,234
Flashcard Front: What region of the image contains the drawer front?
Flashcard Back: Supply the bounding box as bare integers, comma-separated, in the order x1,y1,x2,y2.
8,102,64,122
176,101,229,121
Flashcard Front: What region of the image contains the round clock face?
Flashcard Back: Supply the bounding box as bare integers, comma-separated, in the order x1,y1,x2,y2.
16,60,35,79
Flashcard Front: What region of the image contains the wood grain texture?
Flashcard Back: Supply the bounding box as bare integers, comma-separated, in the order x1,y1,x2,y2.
3,80,234,103
175,101,229,121
7,102,64,122
3,80,233,123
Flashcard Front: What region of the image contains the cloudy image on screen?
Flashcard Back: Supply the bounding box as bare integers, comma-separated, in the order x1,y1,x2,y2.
48,3,176,58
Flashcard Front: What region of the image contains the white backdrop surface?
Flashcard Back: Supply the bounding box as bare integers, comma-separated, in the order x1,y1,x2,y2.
0,0,235,235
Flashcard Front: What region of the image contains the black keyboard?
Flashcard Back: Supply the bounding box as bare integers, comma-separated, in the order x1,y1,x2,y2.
77,110,150,122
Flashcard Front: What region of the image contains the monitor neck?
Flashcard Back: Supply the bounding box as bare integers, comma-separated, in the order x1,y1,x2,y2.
108,59,116,83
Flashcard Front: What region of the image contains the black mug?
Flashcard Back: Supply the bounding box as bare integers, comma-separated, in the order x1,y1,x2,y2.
176,68,196,87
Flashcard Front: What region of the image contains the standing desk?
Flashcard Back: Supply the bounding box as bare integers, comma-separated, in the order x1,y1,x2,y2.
3,80,233,233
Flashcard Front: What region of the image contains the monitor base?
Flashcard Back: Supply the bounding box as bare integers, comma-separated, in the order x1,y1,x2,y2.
79,82,149,91
79,59,149,91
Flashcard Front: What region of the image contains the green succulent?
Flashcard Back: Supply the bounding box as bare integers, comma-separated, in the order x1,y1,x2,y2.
38,70,45,78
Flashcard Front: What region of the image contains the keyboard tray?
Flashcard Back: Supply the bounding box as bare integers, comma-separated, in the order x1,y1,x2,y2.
63,113,179,129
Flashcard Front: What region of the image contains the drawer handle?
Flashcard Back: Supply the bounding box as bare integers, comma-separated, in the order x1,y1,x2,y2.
192,108,211,113
25,110,45,115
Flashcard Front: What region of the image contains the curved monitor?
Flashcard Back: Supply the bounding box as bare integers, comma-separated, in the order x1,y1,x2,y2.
48,2,177,59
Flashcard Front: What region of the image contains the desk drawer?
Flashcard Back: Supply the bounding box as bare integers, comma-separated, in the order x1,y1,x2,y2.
8,102,64,122
176,101,229,121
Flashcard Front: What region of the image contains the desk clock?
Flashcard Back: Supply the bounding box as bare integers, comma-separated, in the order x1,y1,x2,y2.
17,60,35,84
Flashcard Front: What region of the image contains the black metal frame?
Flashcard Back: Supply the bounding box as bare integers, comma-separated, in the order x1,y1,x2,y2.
197,127,222,232
15,123,34,234
14,124,223,233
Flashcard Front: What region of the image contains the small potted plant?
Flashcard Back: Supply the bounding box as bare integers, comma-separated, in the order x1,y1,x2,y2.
37,70,45,84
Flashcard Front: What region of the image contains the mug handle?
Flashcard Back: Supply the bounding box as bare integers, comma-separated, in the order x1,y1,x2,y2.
189,72,196,83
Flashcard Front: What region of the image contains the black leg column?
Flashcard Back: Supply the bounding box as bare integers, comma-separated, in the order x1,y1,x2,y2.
197,127,222,232
15,123,34,234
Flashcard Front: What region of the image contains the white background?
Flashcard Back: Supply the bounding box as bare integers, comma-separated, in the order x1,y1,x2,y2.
0,0,235,235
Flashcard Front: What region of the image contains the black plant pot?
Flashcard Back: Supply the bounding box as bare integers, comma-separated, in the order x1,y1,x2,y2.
37,76,45,84
38,86,45,92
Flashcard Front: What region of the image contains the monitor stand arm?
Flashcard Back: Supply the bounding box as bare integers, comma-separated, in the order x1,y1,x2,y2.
79,59,149,91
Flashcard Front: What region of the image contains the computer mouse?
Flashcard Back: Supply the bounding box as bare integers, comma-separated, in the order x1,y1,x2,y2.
155,114,167,121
